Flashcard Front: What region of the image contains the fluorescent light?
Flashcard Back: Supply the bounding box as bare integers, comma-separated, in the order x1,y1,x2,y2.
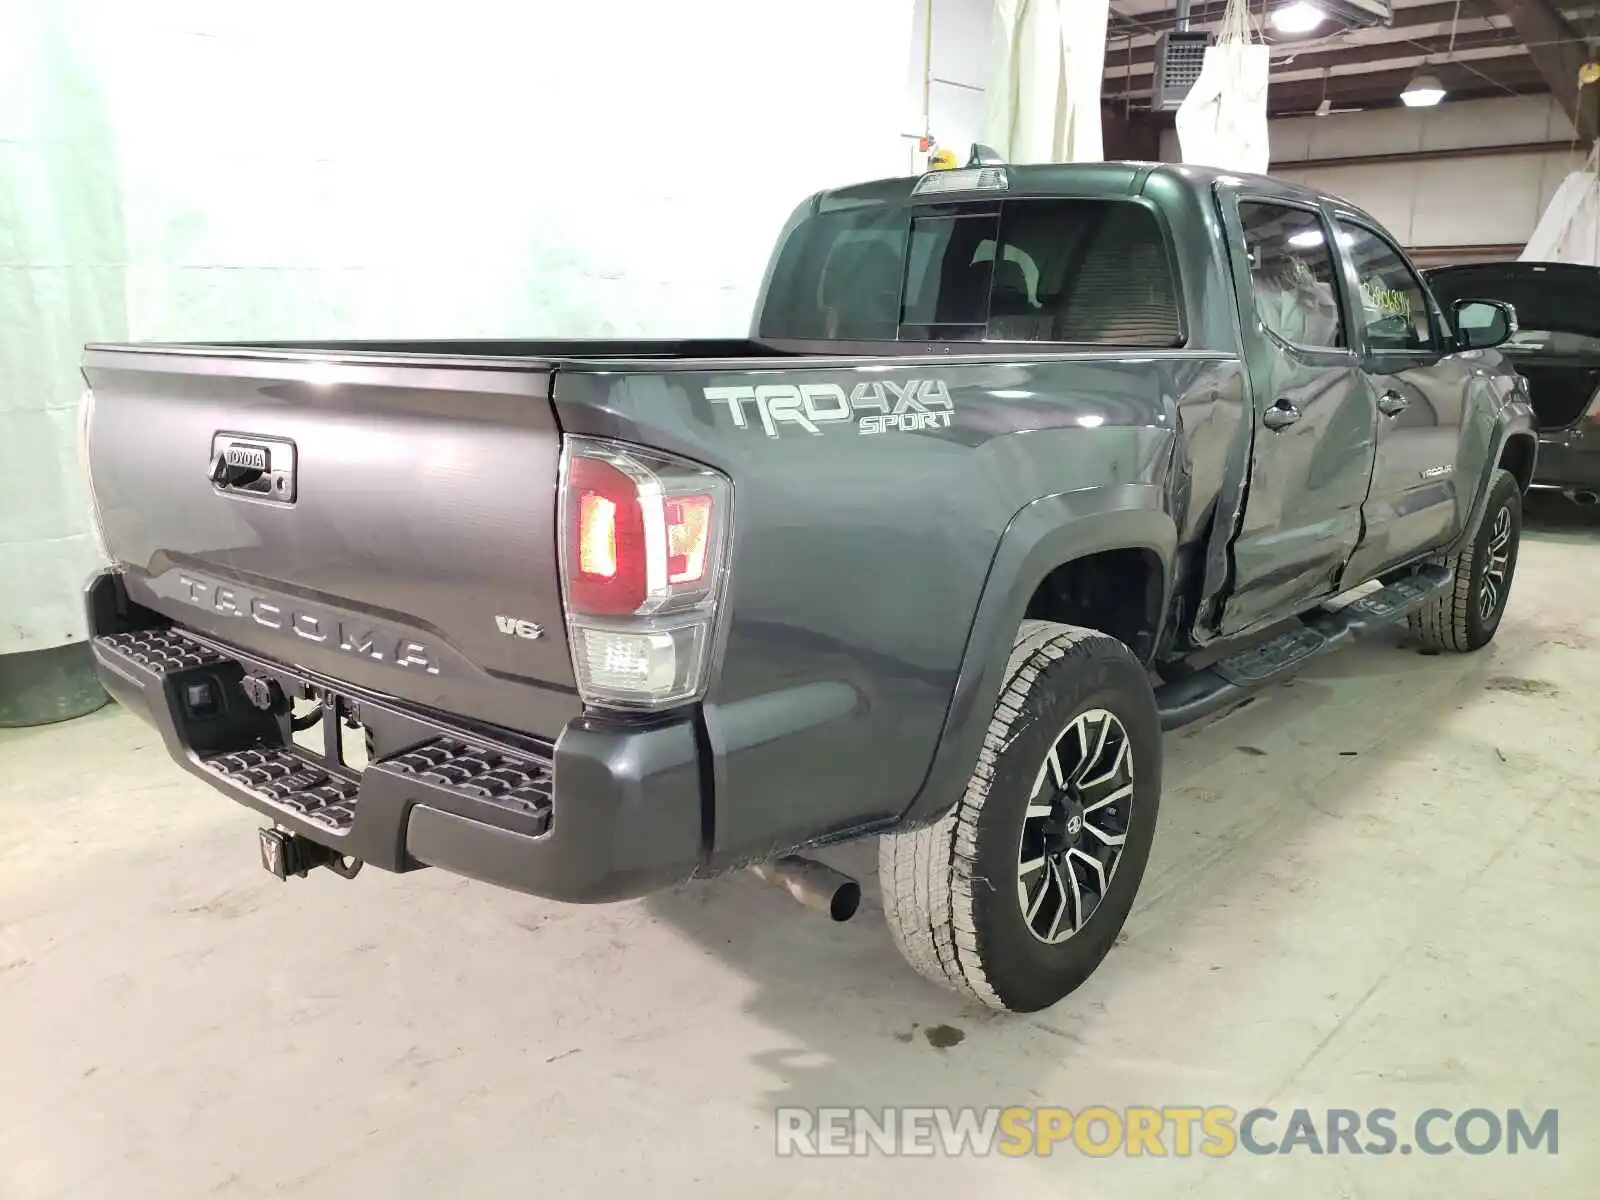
1401,71,1447,107
1270,2,1325,33
1288,229,1325,248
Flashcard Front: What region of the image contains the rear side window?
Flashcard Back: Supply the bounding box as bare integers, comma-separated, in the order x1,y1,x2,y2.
1237,201,1345,350
758,198,1184,347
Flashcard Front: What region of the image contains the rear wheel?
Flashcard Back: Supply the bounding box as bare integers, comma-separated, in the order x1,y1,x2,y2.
1408,467,1522,652
879,621,1162,1013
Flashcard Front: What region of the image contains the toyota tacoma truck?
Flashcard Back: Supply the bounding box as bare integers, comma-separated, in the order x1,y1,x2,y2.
79,161,1536,1014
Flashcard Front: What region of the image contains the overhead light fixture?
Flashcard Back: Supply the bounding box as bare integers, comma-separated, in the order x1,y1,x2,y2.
1270,2,1327,34
1400,70,1447,107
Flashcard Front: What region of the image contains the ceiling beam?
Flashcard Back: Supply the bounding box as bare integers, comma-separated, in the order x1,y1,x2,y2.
1103,28,1524,83
1278,58,1549,96
1108,0,1503,36
1263,65,1549,113
1111,78,1551,131
1267,81,1549,117
1105,55,1547,104
1486,0,1598,141
1271,139,1579,168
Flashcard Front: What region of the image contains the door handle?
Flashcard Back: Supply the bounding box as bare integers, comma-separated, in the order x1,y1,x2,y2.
1377,390,1410,417
1262,400,1301,431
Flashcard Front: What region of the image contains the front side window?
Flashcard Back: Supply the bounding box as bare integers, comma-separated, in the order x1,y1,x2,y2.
1237,201,1345,350
1335,221,1437,354
758,197,1183,347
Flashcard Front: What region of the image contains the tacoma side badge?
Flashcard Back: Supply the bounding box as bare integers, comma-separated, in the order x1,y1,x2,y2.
495,615,545,640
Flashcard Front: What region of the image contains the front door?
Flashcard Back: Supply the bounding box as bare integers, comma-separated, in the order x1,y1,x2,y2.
1213,195,1378,637
1332,218,1468,586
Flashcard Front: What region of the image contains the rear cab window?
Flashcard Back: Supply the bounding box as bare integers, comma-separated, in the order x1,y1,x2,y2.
758,196,1185,348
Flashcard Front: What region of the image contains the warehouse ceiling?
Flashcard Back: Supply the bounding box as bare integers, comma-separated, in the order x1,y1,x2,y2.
1103,0,1600,136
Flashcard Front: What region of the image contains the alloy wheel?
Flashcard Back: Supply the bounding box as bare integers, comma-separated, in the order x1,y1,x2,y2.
1016,708,1135,945
1479,504,1513,622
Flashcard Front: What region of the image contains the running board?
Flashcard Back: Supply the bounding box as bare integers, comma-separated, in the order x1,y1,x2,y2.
1155,564,1453,731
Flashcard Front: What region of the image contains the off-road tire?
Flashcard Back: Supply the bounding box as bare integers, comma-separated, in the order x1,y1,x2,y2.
1408,467,1522,652
879,621,1162,1013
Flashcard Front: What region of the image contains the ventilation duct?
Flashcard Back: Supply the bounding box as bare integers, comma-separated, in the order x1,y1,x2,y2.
1151,30,1213,111
1174,0,1270,174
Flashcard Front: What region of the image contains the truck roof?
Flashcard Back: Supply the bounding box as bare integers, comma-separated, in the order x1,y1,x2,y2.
817,160,1367,223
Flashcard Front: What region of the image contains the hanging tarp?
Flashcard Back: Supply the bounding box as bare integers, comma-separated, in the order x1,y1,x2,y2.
0,0,915,661
982,0,1110,164
1522,148,1600,264
1174,0,1269,175
0,0,119,662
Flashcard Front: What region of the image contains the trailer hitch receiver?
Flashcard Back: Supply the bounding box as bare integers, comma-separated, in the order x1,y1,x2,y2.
258,826,363,881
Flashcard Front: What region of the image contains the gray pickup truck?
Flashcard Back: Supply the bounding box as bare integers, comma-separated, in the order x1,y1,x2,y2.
80,160,1535,1013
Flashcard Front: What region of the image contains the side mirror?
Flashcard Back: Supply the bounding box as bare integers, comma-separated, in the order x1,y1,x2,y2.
1453,299,1518,351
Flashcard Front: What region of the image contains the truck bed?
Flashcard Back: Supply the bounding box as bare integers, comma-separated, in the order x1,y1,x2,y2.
83,337,1218,869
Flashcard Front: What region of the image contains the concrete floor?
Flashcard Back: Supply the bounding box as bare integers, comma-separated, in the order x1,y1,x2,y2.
3,498,1598,1200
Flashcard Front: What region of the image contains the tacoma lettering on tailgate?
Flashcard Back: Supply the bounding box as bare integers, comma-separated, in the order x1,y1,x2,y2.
156,572,441,676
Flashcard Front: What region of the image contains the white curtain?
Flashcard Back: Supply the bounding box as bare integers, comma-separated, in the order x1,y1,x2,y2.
1522,148,1600,264
982,0,1110,163
0,0,914,656
0,0,119,661
1174,0,1270,175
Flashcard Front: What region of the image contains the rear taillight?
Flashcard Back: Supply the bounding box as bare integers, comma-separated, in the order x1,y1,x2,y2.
557,436,732,710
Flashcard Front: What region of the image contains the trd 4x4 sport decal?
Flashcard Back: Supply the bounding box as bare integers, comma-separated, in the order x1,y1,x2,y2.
703,379,954,438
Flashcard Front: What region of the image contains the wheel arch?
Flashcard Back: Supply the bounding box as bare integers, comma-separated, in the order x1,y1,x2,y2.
1499,429,1537,495
1447,399,1537,556
899,485,1177,826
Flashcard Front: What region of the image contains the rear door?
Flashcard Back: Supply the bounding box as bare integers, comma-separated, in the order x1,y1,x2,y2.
1331,218,1468,582
1214,192,1376,635
83,347,581,739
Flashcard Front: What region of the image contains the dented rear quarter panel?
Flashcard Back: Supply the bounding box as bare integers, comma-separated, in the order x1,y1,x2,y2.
551,350,1241,867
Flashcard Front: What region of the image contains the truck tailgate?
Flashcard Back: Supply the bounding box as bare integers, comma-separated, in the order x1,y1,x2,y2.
81,347,581,740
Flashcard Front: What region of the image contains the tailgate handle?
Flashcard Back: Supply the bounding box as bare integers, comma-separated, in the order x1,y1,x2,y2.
207,434,297,504
209,451,265,489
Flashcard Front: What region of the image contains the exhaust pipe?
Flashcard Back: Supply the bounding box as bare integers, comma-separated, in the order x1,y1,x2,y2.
751,855,861,922
1564,488,1600,507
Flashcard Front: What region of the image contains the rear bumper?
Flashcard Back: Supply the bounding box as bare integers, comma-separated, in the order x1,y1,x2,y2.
86,571,705,902
1534,425,1600,491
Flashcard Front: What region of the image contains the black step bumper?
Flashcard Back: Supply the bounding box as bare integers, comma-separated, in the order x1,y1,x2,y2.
85,571,705,902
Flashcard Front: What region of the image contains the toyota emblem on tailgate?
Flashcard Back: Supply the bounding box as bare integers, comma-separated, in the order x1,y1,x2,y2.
209,432,297,505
